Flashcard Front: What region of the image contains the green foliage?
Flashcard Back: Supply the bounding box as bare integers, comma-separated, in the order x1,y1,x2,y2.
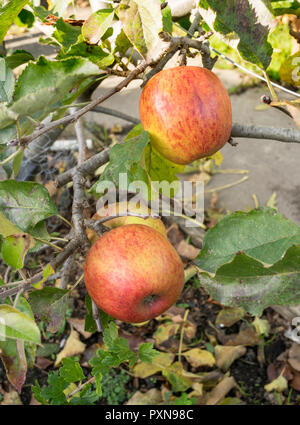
138,342,159,363
14,8,34,28
196,207,300,274
118,0,163,61
29,287,69,333
0,304,41,343
90,129,150,198
199,0,273,69
101,369,130,405
196,208,300,315
33,322,159,405
270,0,300,16
82,8,115,45
0,0,30,43
0,181,57,234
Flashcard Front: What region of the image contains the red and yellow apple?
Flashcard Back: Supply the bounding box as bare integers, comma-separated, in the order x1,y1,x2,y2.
139,66,232,165
84,224,184,323
87,201,166,244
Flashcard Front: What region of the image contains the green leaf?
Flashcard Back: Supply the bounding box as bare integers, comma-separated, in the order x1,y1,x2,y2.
60,358,85,383
94,373,102,397
52,18,81,53
161,0,173,33
195,207,300,274
271,0,300,16
0,338,27,393
0,304,41,344
199,0,273,69
0,211,23,237
40,371,68,405
91,131,150,197
57,40,114,69
0,57,15,103
1,233,33,269
36,343,60,358
0,180,58,233
10,56,99,120
138,342,159,363
31,4,57,21
32,380,49,405
82,8,115,44
14,8,34,28
0,0,30,43
29,287,69,333
103,321,118,348
200,245,300,316
32,264,55,289
114,29,132,56
12,147,24,177
119,0,163,60
145,144,185,185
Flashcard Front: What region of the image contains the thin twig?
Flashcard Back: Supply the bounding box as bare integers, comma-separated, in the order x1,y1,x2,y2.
178,309,189,363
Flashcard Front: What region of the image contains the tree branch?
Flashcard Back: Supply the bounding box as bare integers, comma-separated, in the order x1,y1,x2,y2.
231,123,300,144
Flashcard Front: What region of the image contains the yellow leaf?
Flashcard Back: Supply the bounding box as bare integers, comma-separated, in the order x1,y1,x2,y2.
215,345,246,371
252,317,270,337
265,375,288,393
209,151,223,167
162,361,193,392
126,388,162,405
133,352,175,379
153,322,180,345
55,327,86,366
183,348,215,368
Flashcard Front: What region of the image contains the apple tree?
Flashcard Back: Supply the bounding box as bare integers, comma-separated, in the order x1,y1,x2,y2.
0,0,300,404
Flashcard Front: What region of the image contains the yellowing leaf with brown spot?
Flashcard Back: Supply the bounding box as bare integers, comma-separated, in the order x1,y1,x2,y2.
153,322,180,346
55,328,86,366
183,348,215,368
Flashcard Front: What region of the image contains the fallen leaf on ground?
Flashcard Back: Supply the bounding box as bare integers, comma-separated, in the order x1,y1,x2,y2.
0,389,22,405
55,327,86,366
205,376,236,405
225,326,260,347
153,322,180,346
35,357,53,370
81,343,102,366
188,382,203,398
67,318,92,339
215,307,245,327
157,305,185,321
176,240,200,260
219,397,245,405
133,352,175,379
215,345,246,372
252,317,270,337
265,374,288,393
183,348,215,368
289,368,300,391
126,388,162,405
288,343,300,372
162,361,193,392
